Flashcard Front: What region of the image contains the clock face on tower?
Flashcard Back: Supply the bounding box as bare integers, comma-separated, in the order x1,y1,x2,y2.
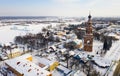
87,40,90,44
84,37,93,52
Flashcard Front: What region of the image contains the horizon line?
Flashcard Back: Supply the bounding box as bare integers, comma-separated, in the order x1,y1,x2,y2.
0,15,120,18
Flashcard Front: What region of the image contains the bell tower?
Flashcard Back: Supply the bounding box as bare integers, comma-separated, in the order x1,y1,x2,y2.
84,13,93,52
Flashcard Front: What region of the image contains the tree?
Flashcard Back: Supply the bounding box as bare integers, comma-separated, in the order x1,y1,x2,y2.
8,46,12,58
42,28,47,33
103,37,112,53
91,70,100,76
64,53,70,68
86,60,93,76
107,37,112,49
74,29,85,39
103,37,109,53
23,47,25,54
14,36,23,44
93,32,100,40
63,50,71,68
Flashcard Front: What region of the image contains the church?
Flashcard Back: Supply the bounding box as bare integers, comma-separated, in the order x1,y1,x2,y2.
84,13,93,52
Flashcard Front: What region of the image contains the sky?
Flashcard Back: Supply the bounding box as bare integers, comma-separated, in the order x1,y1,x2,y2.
0,0,120,17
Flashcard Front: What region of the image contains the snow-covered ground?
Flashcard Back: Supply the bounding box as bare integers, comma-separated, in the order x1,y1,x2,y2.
93,40,103,55
105,40,120,61
1,23,120,76
0,24,52,44
92,39,120,76
104,40,120,76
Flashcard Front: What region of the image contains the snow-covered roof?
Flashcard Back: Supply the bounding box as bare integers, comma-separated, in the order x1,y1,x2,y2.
73,39,82,45
107,32,117,37
49,45,56,50
78,52,88,59
58,44,64,49
105,32,120,39
34,57,54,66
69,51,75,56
60,48,67,53
5,54,51,76
57,65,72,75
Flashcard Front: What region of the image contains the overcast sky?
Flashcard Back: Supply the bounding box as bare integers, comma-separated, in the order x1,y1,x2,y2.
0,0,119,17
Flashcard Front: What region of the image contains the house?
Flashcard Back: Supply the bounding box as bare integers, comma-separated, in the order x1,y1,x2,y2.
57,65,72,76
6,48,21,58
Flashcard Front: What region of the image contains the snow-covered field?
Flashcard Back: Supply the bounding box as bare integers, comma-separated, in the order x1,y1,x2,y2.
0,24,52,44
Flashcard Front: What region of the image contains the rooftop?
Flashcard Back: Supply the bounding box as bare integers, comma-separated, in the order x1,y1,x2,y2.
5,54,51,76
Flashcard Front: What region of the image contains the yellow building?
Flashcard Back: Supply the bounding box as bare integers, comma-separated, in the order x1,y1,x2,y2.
7,48,21,58
49,61,59,72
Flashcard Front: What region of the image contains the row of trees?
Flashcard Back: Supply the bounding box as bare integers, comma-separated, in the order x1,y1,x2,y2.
14,33,47,50
103,37,112,53
1,44,18,58
14,31,61,50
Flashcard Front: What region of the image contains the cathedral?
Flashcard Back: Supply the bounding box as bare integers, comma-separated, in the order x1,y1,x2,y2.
84,13,93,52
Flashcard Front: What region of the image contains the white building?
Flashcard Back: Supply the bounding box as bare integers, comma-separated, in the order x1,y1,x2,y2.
5,54,52,76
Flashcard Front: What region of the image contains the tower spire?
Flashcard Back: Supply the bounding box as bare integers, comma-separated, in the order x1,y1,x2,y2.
88,11,92,19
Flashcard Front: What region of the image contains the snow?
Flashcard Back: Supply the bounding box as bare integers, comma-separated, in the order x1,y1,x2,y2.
74,70,86,76
50,23,60,28
104,40,120,61
52,69,64,76
73,39,82,45
92,39,120,76
32,57,54,67
57,65,72,75
0,24,51,44
5,54,51,76
93,40,103,55
105,32,120,39
65,22,82,25
93,56,111,67
94,24,109,28
69,51,75,56
1,23,120,76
